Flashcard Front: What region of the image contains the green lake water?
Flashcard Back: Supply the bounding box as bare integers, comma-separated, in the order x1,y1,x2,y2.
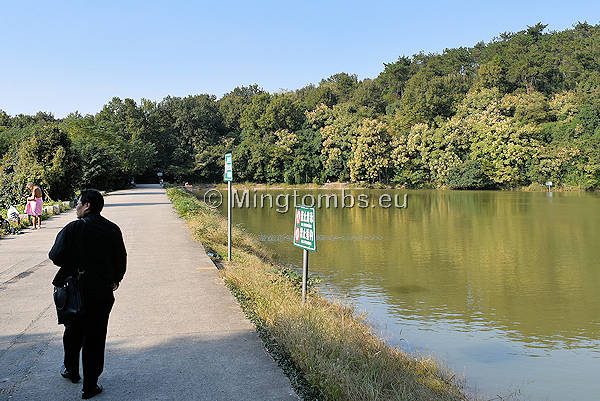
199,188,600,400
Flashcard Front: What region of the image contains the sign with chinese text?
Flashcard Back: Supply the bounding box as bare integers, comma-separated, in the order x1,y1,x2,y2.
224,153,233,182
293,205,316,251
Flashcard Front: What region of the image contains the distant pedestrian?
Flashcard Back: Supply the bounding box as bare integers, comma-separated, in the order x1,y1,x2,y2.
49,189,127,399
25,183,43,229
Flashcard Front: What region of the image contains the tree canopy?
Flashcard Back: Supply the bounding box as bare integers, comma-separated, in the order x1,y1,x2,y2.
2,21,600,207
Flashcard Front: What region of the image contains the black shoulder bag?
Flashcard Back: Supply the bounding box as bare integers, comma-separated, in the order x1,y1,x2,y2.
53,271,86,325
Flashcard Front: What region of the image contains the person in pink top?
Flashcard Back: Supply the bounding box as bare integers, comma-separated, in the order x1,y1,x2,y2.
25,183,43,229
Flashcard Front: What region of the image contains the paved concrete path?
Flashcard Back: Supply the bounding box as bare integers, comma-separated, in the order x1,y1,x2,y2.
0,185,297,401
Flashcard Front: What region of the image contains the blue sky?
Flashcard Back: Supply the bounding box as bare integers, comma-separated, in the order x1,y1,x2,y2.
1,0,598,117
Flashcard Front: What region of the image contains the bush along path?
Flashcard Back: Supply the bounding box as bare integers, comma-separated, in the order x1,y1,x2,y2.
0,200,74,237
167,187,475,401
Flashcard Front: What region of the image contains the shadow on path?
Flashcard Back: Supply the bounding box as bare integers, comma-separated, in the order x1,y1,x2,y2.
108,192,166,196
103,202,172,207
0,331,297,401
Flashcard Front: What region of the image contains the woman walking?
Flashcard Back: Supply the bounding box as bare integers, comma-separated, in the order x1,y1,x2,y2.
25,183,43,229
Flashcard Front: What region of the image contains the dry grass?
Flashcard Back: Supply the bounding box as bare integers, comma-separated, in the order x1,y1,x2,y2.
167,187,473,401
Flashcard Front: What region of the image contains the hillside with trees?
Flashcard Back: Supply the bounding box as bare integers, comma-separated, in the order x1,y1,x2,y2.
2,22,600,207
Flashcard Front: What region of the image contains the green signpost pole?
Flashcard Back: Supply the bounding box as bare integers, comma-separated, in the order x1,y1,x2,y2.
293,205,316,304
225,153,233,262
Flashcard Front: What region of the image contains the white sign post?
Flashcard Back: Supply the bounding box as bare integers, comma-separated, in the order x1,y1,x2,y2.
225,153,233,261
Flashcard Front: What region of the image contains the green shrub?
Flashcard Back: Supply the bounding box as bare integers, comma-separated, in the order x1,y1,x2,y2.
0,125,79,207
446,160,495,190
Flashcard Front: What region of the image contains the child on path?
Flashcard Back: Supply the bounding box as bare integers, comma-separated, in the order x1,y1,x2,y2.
25,183,43,229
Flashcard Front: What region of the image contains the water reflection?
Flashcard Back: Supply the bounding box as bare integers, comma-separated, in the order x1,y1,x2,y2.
196,188,600,400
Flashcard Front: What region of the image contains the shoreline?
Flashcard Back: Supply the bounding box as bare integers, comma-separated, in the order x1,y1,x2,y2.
166,187,475,401
183,181,590,192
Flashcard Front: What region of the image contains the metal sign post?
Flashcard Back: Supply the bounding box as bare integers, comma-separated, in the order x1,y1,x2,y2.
293,205,316,303
228,181,231,261
302,249,309,302
225,153,233,261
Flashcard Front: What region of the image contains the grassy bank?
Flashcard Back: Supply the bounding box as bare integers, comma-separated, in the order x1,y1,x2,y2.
167,187,473,401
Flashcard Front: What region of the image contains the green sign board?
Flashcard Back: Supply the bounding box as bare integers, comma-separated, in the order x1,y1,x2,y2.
293,205,316,251
224,153,233,182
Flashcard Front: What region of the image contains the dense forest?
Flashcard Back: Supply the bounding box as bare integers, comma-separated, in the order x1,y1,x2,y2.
2,22,600,207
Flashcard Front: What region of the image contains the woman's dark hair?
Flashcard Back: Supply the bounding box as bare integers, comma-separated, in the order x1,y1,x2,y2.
79,189,104,214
